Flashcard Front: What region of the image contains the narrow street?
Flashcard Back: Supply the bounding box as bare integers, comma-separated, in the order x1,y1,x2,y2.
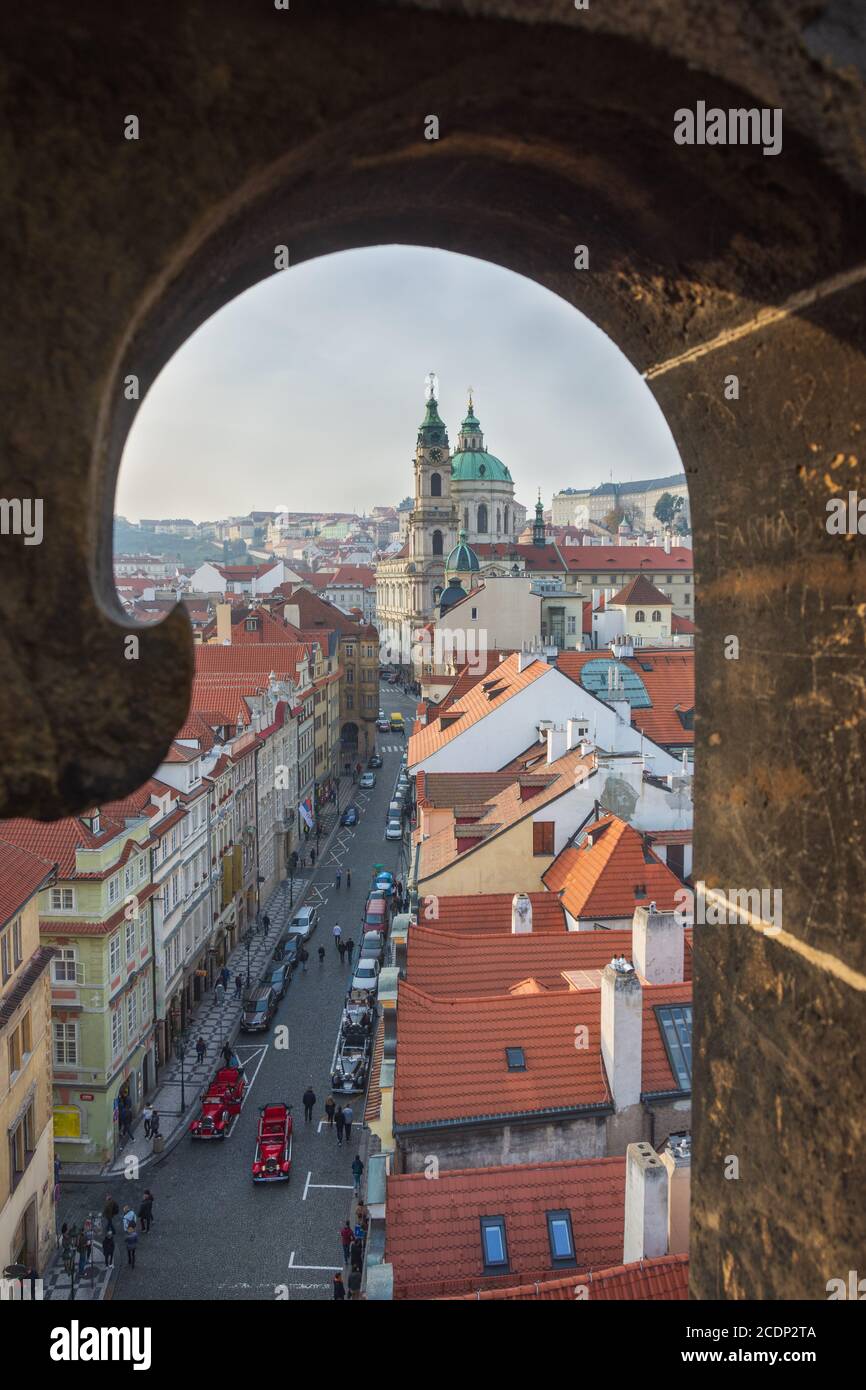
57,683,416,1301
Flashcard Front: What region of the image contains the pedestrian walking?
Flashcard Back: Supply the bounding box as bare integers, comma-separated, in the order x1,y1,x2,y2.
318,945,326,965
77,1229,89,1278
220,965,230,990
340,1221,353,1262
299,945,309,973
302,1086,316,1122
138,1190,154,1233
122,1205,136,1234
345,938,355,966
262,913,270,937
333,1271,345,1301
235,972,244,998
355,1201,369,1235
150,1107,160,1138
346,867,352,889
343,1103,354,1143
102,1230,115,1267
142,1104,154,1140
350,1237,364,1273
195,1035,206,1065
335,1105,345,1146
102,1193,119,1235
335,868,341,890
125,1220,138,1269
351,1153,364,1195
348,1268,362,1300
333,923,342,951
338,939,346,964
325,1095,336,1126
310,847,316,866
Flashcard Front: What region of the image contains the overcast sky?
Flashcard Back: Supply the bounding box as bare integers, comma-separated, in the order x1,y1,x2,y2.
117,246,682,523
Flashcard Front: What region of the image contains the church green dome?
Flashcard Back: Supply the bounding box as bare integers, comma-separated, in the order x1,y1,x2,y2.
446,529,480,573
451,450,511,483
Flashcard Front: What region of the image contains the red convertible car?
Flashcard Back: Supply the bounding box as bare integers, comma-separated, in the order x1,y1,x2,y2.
189,1067,246,1140
252,1103,293,1182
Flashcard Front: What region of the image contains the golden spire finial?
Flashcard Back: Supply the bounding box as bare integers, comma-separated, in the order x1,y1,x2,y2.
467,386,474,413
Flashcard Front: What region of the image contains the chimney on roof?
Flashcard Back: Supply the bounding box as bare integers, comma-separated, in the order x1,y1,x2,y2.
566,718,590,751
631,903,684,985
601,957,642,1112
216,602,232,645
546,725,567,764
623,1141,669,1264
517,649,536,673
511,892,533,935
659,1132,691,1255
664,530,672,554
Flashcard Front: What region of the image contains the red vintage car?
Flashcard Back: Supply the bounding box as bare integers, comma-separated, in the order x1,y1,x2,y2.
252,1103,293,1182
189,1067,246,1140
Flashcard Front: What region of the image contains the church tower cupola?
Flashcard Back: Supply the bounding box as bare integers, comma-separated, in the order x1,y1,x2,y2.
533,489,546,546
408,372,457,567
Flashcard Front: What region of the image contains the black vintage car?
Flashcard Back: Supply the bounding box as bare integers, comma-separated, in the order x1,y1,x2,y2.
331,1026,372,1094
273,932,303,969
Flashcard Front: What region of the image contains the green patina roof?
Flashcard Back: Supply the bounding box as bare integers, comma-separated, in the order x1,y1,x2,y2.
450,449,511,483
446,529,480,573
418,396,447,444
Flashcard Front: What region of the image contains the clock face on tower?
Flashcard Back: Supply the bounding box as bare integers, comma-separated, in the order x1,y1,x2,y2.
429,447,443,462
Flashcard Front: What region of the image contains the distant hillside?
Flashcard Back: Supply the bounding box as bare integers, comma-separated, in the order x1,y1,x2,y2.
113,520,253,567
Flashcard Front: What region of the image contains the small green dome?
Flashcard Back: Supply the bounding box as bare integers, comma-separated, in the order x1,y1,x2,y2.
450,450,511,483
446,529,480,573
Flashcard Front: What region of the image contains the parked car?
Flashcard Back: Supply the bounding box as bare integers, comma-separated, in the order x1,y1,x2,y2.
264,959,292,1000
377,708,386,722
387,674,399,684
251,1103,293,1183
351,958,381,995
273,932,302,969
288,906,318,938
387,799,402,823
377,718,391,732
189,1067,246,1139
373,873,394,897
385,817,402,841
360,931,385,965
368,753,383,769
240,985,278,1033
359,772,376,789
330,1027,372,1094
363,897,390,933
341,804,359,827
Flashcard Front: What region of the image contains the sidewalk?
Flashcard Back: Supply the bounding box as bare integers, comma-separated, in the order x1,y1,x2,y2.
63,790,348,1181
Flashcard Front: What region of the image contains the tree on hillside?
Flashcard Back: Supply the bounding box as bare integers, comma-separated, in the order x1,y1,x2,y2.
654,492,685,528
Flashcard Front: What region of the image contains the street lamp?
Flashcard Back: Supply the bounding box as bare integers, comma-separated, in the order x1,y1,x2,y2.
242,926,255,989
176,1036,188,1114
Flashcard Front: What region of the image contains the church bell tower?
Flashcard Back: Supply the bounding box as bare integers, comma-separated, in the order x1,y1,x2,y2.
409,372,457,574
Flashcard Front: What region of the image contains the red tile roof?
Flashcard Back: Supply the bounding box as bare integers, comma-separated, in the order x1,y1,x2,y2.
444,1252,689,1300
671,613,696,634
556,648,695,746
194,642,313,678
326,565,376,587
560,546,693,573
0,839,56,927
394,975,691,1127
407,923,691,996
416,892,567,935
609,574,673,607
542,814,686,920
385,1156,625,1299
473,542,566,572
0,815,129,879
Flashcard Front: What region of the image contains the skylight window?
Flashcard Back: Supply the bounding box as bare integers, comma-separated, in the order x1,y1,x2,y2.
656,1004,693,1090
505,1047,526,1071
546,1210,576,1266
480,1216,509,1272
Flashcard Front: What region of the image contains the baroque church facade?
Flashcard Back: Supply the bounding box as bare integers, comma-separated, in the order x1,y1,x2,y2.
376,381,528,668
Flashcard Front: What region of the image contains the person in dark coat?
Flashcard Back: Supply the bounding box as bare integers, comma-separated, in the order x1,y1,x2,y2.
350,1238,364,1273
351,1153,364,1194
343,1103,354,1142
195,1035,206,1064
125,1219,138,1268
347,1268,362,1300
325,1094,336,1126
138,1190,154,1233
222,1041,233,1068
338,939,346,963
262,913,270,937
333,1272,345,1301
302,1086,316,1122
102,1193,119,1235
318,945,326,964
234,972,244,998
102,1230,115,1267
298,945,309,973
334,1105,345,1147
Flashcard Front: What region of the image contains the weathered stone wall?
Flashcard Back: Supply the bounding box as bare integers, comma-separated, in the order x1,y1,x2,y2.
1,0,864,1298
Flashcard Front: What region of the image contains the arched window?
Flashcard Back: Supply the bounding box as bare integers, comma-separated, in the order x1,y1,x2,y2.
651,609,662,622
432,529,443,556
430,472,442,497
496,507,501,533
504,505,509,533
463,506,469,531
477,503,488,533
635,610,645,623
